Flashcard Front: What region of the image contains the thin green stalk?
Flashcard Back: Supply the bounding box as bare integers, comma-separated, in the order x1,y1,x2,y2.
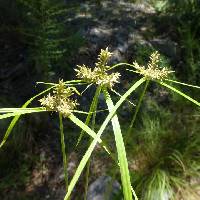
73,109,107,115
76,86,102,147
59,113,69,193
64,77,145,200
84,87,101,200
111,89,136,106
125,80,149,143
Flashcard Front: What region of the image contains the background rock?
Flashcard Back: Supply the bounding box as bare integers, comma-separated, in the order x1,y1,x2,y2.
87,176,121,200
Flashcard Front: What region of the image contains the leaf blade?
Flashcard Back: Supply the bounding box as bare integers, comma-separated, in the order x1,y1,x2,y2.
158,81,200,106
164,79,200,89
0,86,53,148
103,88,134,200
0,109,46,120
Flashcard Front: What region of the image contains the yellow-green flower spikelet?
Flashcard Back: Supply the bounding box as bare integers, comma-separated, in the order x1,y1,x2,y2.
75,48,120,88
133,51,174,80
39,80,78,117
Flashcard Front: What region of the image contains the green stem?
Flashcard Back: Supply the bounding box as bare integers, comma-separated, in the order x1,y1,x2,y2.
84,87,101,200
125,80,149,143
59,113,68,192
76,86,102,147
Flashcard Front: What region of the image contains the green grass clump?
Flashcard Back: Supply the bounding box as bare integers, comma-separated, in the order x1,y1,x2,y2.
129,108,200,200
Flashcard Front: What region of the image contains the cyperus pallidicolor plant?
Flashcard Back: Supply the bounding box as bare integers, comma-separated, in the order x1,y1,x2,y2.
0,48,199,200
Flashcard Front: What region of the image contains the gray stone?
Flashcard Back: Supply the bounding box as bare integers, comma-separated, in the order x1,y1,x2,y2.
150,39,179,60
87,176,121,200
110,49,123,64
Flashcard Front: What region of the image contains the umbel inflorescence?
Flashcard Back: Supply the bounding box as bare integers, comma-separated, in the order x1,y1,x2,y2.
39,50,173,117
75,48,120,88
133,51,174,80
39,80,78,117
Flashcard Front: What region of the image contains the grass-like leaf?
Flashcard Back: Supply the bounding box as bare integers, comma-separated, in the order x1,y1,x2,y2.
145,170,171,200
103,88,135,200
164,79,200,89
131,186,138,200
0,86,53,148
158,81,200,106
69,114,113,157
64,77,145,200
0,107,45,113
0,108,46,120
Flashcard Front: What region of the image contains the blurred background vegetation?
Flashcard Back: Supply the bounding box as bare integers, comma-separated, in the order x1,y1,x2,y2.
0,0,199,199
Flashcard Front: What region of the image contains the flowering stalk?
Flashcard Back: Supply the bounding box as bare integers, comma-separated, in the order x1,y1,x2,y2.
59,113,69,193
125,80,149,143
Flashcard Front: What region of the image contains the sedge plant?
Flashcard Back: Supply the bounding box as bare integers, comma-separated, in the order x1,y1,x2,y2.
0,48,199,200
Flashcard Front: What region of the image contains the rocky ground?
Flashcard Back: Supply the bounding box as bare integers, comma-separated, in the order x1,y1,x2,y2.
67,0,178,65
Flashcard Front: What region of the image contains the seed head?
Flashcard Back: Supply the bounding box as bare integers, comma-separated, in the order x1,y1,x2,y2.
39,80,78,117
95,47,113,70
133,51,174,80
75,48,120,88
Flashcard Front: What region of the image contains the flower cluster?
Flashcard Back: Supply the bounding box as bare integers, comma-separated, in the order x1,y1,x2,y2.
133,51,174,80
75,48,120,88
39,80,78,117
95,47,113,69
